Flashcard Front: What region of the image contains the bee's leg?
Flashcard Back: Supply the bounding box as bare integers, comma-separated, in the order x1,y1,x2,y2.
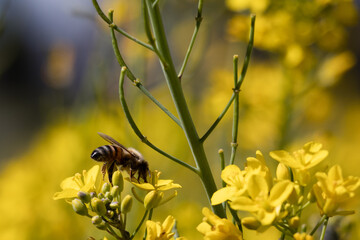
107,161,116,184
101,163,108,180
129,168,133,181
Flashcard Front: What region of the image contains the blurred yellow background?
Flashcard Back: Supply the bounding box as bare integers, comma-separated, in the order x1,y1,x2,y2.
1,0,360,239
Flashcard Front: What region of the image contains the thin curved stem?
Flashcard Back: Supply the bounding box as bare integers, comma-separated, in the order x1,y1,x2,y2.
92,0,153,51
178,0,203,79
200,15,255,143
119,67,198,174
230,55,239,165
110,23,182,128
130,210,149,239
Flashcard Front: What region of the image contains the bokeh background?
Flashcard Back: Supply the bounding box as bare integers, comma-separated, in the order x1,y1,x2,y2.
1,0,360,239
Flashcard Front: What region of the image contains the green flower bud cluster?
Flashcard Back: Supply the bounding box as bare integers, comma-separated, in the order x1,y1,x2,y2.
70,170,132,239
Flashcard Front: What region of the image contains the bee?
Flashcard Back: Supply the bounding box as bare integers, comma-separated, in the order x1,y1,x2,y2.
91,132,150,183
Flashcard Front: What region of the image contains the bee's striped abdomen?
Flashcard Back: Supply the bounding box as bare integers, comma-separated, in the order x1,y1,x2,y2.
91,145,120,162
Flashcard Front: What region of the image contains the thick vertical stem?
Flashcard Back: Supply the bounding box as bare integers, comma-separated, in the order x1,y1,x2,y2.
144,1,225,217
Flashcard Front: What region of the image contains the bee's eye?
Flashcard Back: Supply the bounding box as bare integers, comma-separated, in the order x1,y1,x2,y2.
91,150,103,161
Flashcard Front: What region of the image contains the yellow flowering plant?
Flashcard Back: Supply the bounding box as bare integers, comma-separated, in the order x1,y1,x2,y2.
52,0,360,239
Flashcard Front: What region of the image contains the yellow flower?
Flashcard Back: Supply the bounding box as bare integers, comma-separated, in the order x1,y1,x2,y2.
131,171,181,209
230,175,293,226
146,215,176,240
53,165,103,201
197,207,243,240
293,232,314,240
270,142,328,185
212,151,271,205
312,165,360,216
211,165,247,205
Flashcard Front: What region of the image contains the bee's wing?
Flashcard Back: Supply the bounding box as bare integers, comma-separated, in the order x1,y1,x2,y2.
97,132,137,158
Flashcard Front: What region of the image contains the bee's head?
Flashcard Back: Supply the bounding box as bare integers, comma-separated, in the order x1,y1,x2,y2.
91,149,104,162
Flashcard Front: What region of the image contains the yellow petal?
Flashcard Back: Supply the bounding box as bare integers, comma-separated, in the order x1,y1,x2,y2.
53,189,79,200
60,176,81,190
162,215,175,233
247,174,269,200
131,182,155,191
230,196,258,212
268,180,293,207
221,165,242,184
157,183,182,191
196,222,212,235
328,165,343,182
83,165,100,184
270,151,301,169
211,187,235,205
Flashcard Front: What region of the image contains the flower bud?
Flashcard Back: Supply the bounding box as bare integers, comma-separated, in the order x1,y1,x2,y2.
78,191,91,203
242,217,261,230
101,183,111,194
91,197,107,216
98,193,105,199
92,215,102,225
144,191,163,210
90,192,97,198
106,210,114,218
102,198,111,206
72,198,88,216
276,163,291,181
110,186,120,199
105,192,113,201
110,201,120,210
307,189,316,202
112,171,124,191
121,195,133,214
289,216,300,229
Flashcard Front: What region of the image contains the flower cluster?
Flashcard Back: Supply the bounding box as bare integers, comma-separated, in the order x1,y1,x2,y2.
54,166,182,240
208,142,360,237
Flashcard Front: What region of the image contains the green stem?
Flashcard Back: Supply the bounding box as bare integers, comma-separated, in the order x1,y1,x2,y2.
106,223,123,240
218,149,225,188
144,0,225,217
200,15,255,143
178,0,203,79
119,67,198,174
319,217,329,240
92,0,153,51
310,215,327,236
130,210,149,239
230,55,239,165
110,22,182,128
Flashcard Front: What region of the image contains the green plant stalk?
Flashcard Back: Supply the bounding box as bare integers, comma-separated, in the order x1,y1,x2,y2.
230,55,239,165
200,15,255,143
119,68,197,174
130,210,148,239
178,0,203,79
319,217,329,240
110,22,182,128
144,0,225,217
310,215,327,235
92,0,153,51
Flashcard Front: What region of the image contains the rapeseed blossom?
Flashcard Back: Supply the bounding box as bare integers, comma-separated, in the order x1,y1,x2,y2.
53,165,103,201
312,165,360,216
197,207,243,240
270,142,328,185
146,215,176,240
